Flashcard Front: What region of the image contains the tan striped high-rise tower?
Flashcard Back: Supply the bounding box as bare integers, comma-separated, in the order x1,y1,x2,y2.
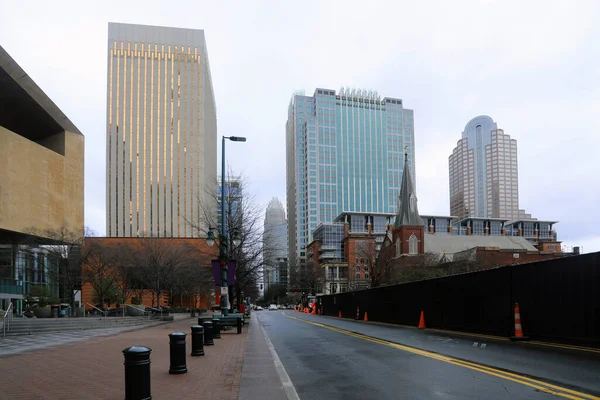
106,23,217,237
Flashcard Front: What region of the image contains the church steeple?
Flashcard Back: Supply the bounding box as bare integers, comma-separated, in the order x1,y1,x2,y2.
393,150,423,229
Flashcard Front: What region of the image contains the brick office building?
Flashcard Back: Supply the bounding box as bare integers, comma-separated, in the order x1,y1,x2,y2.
81,237,218,311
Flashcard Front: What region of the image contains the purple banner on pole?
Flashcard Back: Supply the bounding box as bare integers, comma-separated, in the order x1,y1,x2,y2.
211,260,237,286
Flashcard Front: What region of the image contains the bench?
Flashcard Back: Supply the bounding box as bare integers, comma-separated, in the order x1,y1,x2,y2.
197,315,243,334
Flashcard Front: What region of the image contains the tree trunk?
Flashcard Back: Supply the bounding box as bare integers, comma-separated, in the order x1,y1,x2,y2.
236,284,242,309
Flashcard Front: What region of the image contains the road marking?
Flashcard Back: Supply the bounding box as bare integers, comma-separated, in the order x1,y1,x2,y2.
309,312,600,355
285,313,600,400
259,315,301,400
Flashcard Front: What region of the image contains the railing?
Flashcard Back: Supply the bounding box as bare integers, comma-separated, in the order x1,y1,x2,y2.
2,302,14,338
84,302,107,318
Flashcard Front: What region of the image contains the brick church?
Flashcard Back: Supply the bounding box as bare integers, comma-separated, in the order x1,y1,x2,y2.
376,153,565,285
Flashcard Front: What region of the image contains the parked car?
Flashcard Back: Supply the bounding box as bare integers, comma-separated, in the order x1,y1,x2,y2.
255,306,263,311
268,304,278,311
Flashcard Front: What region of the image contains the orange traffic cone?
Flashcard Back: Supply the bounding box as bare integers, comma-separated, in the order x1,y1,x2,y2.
312,306,316,315
294,307,297,312
363,312,368,322
510,302,529,341
418,310,426,329
304,308,308,314
338,310,342,318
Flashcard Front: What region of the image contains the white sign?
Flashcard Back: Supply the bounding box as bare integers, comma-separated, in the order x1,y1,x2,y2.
221,287,228,295
513,253,520,259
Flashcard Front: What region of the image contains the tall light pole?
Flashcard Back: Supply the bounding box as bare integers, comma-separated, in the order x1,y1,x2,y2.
207,135,245,317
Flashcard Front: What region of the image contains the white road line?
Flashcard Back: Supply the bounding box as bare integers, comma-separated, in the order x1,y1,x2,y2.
259,317,301,400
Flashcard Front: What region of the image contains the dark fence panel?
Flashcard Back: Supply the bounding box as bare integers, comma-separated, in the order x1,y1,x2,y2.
511,252,600,344
318,252,600,344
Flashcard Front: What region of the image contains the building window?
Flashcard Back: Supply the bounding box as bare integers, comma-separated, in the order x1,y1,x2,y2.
395,238,401,256
409,234,418,255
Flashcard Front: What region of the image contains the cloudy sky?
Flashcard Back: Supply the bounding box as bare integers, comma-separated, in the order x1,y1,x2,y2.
2,0,598,253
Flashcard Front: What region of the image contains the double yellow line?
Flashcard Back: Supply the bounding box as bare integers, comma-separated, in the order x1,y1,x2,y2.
284,313,600,400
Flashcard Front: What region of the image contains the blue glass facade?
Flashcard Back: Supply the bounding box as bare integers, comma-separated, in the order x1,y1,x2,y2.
217,179,242,238
286,88,416,267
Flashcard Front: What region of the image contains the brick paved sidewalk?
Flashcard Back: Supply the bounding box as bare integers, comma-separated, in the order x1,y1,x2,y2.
0,317,248,400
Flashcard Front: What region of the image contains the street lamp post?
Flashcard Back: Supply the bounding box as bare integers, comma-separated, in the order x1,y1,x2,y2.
207,135,246,317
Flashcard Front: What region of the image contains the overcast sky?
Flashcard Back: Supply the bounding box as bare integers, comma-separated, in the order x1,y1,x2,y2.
2,0,598,253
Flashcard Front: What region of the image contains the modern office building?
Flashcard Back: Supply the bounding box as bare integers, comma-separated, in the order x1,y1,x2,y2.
106,23,217,238
263,198,288,293
286,88,416,269
449,115,532,221
0,46,85,312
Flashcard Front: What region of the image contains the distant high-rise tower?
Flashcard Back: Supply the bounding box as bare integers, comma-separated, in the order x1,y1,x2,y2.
106,22,217,237
449,115,531,221
286,88,416,269
217,177,243,237
263,198,288,294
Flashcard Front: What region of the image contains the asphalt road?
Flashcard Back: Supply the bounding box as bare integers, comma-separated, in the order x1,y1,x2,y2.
256,310,600,400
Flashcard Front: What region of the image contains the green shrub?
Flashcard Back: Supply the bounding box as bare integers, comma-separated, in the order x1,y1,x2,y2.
27,285,59,308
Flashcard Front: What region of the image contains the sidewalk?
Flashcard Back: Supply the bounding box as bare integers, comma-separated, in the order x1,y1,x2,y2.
239,313,290,400
0,316,247,400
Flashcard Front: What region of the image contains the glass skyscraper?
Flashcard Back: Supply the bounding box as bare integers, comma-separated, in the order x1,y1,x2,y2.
286,88,416,268
263,198,288,294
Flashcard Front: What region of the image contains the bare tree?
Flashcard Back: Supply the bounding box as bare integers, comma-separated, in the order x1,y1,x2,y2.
354,239,381,288
83,239,120,309
263,283,287,304
135,239,201,308
111,244,143,308
171,261,213,308
189,170,273,309
290,260,324,297
25,224,93,312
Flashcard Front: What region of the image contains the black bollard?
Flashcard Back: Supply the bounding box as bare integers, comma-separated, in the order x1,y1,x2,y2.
198,317,204,326
203,320,214,346
212,318,222,339
123,346,152,400
168,332,187,374
237,316,242,334
191,325,205,356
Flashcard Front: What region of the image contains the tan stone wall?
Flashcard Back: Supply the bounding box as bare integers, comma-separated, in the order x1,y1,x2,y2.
0,126,84,236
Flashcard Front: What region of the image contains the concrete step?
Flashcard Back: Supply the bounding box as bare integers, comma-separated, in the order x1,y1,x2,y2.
4,317,155,336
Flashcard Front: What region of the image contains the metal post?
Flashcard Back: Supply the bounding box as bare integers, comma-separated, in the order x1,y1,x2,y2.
191,326,205,356
220,136,229,317
203,320,214,346
212,318,221,339
123,346,152,400
237,316,242,334
168,332,187,374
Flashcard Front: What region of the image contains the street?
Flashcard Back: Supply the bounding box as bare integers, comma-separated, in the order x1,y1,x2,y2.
257,310,600,400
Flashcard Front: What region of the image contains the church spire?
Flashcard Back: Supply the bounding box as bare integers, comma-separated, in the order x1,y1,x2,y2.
393,149,423,228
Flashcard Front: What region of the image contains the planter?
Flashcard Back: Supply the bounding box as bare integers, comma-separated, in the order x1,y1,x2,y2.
151,313,174,321
33,307,51,318
126,304,146,316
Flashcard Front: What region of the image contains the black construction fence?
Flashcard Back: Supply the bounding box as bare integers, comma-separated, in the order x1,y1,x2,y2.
318,252,600,345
